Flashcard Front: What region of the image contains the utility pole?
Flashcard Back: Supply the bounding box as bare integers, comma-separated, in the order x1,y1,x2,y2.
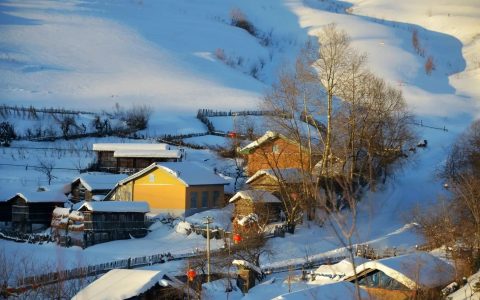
204,216,213,283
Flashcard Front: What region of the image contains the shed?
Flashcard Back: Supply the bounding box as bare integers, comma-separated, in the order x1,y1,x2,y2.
68,173,128,203
7,191,67,233
229,190,282,224
246,168,312,194
272,281,369,300
345,252,455,299
78,201,150,247
72,269,182,300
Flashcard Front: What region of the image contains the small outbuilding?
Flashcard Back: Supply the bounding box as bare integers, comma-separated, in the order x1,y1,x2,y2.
68,172,128,203
246,168,312,194
7,190,67,233
78,201,150,247
229,190,282,224
345,252,455,300
72,269,183,300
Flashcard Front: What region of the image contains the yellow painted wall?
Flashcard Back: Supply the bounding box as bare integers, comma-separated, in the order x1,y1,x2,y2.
133,168,187,210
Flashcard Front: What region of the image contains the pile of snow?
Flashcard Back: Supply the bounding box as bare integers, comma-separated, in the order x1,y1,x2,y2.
201,278,242,300
174,221,192,235
184,204,234,230
236,213,259,226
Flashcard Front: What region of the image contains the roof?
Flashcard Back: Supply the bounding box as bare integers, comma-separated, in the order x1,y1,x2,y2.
229,190,281,203
314,257,369,278
73,173,128,191
246,168,310,184
116,162,229,187
351,252,455,290
232,259,262,275
92,143,170,152
239,131,290,155
72,269,170,300
113,149,181,158
8,191,67,203
272,281,369,300
78,201,150,213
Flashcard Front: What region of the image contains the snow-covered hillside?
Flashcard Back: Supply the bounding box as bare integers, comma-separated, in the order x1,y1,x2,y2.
1,0,480,298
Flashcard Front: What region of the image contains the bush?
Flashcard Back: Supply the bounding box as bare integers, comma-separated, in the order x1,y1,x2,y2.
230,8,255,36
124,104,154,131
0,121,16,146
425,56,435,75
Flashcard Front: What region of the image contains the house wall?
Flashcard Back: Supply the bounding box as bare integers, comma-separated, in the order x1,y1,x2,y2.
132,168,187,213
246,138,312,176
247,176,281,193
364,287,414,300
10,197,63,232
71,181,93,202
109,182,134,201
0,202,12,222
185,185,224,216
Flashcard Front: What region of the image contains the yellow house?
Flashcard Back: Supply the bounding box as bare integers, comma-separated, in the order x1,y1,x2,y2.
105,162,228,216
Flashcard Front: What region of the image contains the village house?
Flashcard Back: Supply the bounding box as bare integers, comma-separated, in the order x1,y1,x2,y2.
51,201,150,247
245,168,312,194
105,162,228,216
72,269,186,300
92,143,183,174
229,190,282,226
345,252,455,300
238,131,321,176
6,190,67,233
67,172,128,203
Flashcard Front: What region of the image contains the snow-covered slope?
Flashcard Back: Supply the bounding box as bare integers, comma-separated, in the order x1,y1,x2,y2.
1,1,479,296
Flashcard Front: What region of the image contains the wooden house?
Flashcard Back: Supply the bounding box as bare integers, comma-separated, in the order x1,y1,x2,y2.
68,172,128,203
238,131,321,176
7,191,67,233
78,201,149,247
345,252,455,300
229,190,282,225
72,269,185,300
92,143,182,174
105,162,228,216
245,168,311,194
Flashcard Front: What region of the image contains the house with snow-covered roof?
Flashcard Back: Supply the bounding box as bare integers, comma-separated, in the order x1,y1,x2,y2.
345,252,455,299
105,162,229,216
51,201,150,247
5,190,67,233
229,190,282,225
73,269,184,300
92,143,182,173
238,131,321,176
67,172,128,203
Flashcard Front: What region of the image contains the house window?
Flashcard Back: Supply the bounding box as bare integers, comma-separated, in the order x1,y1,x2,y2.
212,191,220,207
272,144,280,154
190,192,198,209
201,191,209,208
149,174,155,183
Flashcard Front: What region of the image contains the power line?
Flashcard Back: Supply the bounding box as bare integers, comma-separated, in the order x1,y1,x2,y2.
0,163,83,171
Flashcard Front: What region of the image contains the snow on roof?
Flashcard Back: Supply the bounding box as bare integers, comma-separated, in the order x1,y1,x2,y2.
113,149,181,158
246,168,310,184
52,207,71,217
8,191,67,203
448,268,480,299
79,201,150,213
314,257,369,278
272,282,368,300
232,259,262,275
74,173,128,191
238,131,280,154
229,190,281,203
353,252,455,290
92,143,169,152
72,269,169,300
117,162,228,187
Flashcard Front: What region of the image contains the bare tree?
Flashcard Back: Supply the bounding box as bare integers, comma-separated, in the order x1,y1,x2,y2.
36,158,57,185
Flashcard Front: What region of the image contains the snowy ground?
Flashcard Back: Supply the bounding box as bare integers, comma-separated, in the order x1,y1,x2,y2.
1,0,480,298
